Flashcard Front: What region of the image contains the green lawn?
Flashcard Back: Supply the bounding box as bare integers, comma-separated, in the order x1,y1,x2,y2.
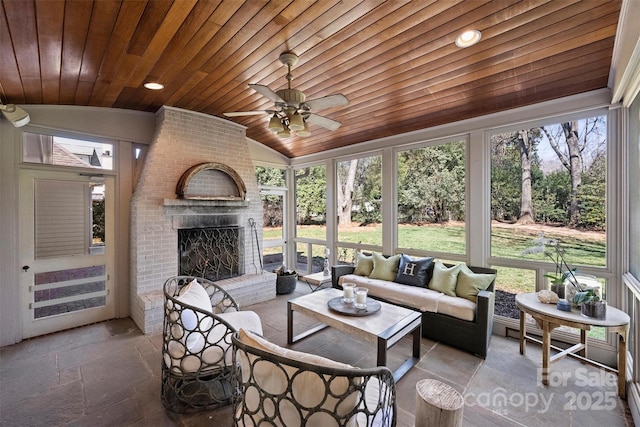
271,223,606,267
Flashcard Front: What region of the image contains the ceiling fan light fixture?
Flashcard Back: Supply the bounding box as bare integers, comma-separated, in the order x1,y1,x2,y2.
268,115,284,132
296,121,311,137
455,30,481,48
289,112,305,131
277,127,291,138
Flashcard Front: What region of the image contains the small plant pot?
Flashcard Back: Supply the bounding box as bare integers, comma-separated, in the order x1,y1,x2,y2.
550,284,565,299
276,273,297,295
581,300,607,319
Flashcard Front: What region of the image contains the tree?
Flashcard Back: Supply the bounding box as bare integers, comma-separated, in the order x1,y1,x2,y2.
542,121,583,226
516,129,535,224
337,159,358,226
397,142,465,223
255,165,285,187
491,132,525,222
295,166,327,224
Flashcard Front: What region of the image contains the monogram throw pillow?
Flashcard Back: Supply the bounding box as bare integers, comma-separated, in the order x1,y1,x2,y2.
394,254,434,287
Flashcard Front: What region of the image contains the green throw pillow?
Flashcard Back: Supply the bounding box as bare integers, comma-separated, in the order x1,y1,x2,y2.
369,253,401,281
353,252,374,276
455,265,496,302
428,261,462,297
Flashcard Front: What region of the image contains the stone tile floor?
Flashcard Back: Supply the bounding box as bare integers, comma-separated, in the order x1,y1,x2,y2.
0,282,634,426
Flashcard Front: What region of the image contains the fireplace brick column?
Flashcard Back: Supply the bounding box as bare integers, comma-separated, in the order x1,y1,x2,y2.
130,106,275,334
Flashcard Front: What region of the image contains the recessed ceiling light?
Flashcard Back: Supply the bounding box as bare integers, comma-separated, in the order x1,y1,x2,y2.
144,82,164,90
455,30,482,48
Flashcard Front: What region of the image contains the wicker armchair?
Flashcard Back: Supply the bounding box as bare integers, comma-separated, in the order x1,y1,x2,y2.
161,276,262,413
232,329,397,426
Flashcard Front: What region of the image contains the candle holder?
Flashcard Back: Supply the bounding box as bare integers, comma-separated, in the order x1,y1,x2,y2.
354,287,369,309
342,283,355,304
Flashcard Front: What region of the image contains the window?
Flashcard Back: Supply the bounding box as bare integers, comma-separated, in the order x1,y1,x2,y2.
490,116,607,267
490,115,608,325
336,155,382,247
295,165,326,240
255,166,286,271
23,132,114,170
397,141,466,254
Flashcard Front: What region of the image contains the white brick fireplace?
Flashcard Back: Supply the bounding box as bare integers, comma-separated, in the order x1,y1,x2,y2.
130,106,276,334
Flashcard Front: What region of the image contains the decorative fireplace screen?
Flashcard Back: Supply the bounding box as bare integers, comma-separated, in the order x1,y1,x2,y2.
178,226,244,281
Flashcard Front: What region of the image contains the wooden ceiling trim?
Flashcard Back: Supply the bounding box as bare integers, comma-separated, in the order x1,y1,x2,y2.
3,0,41,102
162,0,275,108
220,0,463,115
261,0,478,100
127,0,200,89
59,0,93,105
321,0,608,114
287,0,522,103
339,41,615,128
138,2,245,110
187,0,373,113
200,0,372,114
35,0,64,105
186,0,329,112
326,9,618,123
0,2,24,102
75,0,121,105
133,0,225,109
88,0,147,106
126,0,172,57
329,50,613,140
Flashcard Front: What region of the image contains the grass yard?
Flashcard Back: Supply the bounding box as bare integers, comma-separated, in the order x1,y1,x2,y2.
271,221,606,269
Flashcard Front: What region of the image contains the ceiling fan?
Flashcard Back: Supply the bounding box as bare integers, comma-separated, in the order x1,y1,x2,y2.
224,52,348,138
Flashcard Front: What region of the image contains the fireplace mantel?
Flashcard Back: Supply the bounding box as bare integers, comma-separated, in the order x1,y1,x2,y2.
163,198,250,215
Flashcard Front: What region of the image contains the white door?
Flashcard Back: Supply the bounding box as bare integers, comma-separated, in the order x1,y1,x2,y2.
19,169,115,338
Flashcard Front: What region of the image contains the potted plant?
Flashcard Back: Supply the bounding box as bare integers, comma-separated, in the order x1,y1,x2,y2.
521,234,581,299
573,287,606,319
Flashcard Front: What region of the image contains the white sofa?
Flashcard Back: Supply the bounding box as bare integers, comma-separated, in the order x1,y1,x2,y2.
332,254,497,358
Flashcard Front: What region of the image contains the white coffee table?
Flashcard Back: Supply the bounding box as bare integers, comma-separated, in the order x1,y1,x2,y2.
287,288,422,381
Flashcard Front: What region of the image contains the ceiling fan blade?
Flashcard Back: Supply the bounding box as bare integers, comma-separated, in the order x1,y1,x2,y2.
223,111,268,117
306,114,342,131
249,84,285,103
303,94,349,110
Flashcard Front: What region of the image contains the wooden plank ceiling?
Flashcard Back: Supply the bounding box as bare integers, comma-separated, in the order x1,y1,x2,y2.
0,0,620,158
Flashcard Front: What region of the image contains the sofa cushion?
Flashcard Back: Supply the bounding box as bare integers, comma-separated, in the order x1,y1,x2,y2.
236,329,359,427
455,265,496,302
353,252,374,276
436,294,477,321
395,254,434,287
428,262,462,297
339,274,442,313
369,253,401,281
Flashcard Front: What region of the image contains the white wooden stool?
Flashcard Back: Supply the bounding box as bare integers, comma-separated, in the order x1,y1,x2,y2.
415,379,464,427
